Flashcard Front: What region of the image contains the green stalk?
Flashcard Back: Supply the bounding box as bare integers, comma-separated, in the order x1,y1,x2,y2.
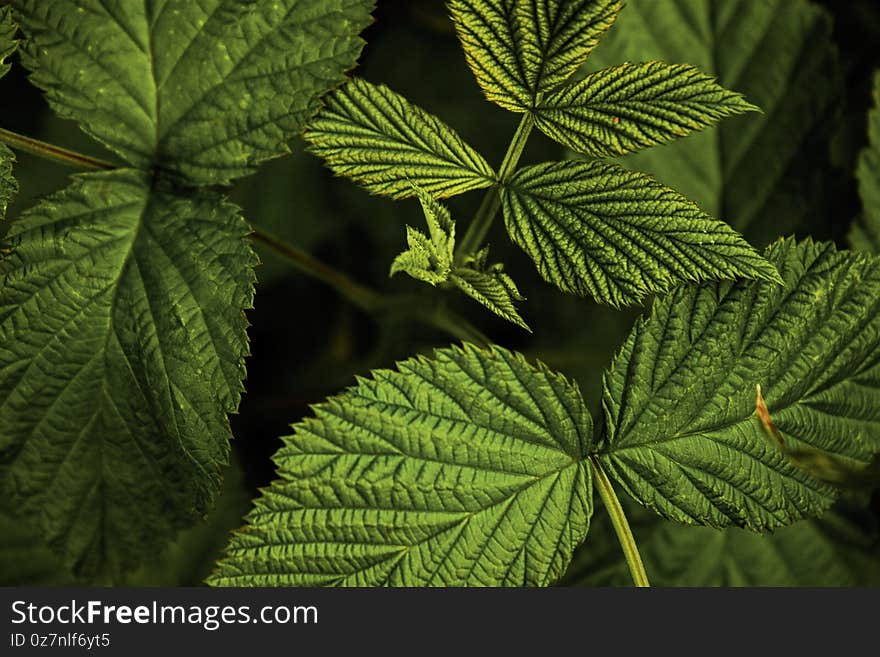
589,456,650,587
0,127,115,171
455,112,534,263
0,125,488,346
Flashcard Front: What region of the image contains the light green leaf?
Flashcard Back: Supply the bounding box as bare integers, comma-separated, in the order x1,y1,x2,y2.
501,160,781,307
0,170,257,575
533,61,757,158
584,0,842,244
451,256,531,332
0,6,19,217
562,502,880,587
15,0,375,185
850,71,880,254
208,344,592,587
390,188,456,285
305,78,495,199
598,238,880,531
391,189,529,329
450,0,622,112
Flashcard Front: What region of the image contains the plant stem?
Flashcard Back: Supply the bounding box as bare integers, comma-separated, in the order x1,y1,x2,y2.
455,112,534,262
0,127,115,171
249,228,385,313
250,228,489,347
0,125,490,346
589,456,650,587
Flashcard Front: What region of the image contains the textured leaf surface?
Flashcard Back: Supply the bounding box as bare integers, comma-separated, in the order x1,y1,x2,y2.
0,6,18,217
599,238,880,530
501,160,780,307
0,170,256,574
391,190,528,329
850,71,880,254
15,0,374,185
450,0,621,112
390,188,456,285
305,78,495,199
0,508,74,586
561,502,880,586
451,260,530,332
585,0,841,243
533,61,757,157
208,345,592,586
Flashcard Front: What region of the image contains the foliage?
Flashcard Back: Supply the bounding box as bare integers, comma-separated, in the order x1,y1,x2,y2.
0,0,877,588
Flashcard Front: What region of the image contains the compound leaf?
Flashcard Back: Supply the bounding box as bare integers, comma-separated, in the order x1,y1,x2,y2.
850,71,880,254
501,160,781,307
533,61,758,158
584,0,842,244
15,0,375,185
450,0,622,112
598,238,880,530
208,344,592,587
0,170,257,575
305,78,495,199
562,502,880,587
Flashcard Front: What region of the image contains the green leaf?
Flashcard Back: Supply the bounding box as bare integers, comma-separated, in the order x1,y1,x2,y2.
451,258,531,332
0,508,75,586
584,0,842,244
0,6,19,218
305,78,495,199
391,188,529,329
208,344,592,586
0,5,16,78
850,71,880,254
562,502,880,587
15,0,375,185
598,238,880,531
125,460,251,586
501,160,781,307
449,0,622,112
390,188,456,285
533,61,758,158
0,143,15,220
0,170,257,575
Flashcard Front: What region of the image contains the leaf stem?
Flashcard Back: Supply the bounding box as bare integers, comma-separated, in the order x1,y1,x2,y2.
0,125,490,346
0,127,115,171
455,112,534,262
250,228,489,347
249,227,385,312
589,456,650,587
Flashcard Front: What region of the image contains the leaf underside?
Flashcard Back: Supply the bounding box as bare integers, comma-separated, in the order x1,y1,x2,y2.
501,160,781,307
15,0,375,185
208,344,592,587
305,78,495,199
0,170,256,575
449,0,622,112
599,238,880,531
533,61,757,158
850,71,880,254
